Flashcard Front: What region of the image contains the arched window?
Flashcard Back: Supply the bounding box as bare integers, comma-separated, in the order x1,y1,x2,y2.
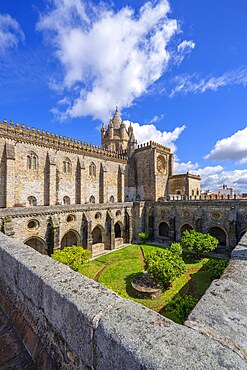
63,196,70,205
27,196,37,206
27,152,38,170
109,195,114,203
89,195,95,204
89,162,96,177
63,158,72,173
192,190,195,196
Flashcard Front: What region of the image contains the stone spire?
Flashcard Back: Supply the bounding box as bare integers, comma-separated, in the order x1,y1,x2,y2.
112,106,122,129
127,123,137,156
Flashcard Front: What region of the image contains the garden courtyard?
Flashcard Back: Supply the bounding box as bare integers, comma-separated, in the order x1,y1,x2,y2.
77,244,228,323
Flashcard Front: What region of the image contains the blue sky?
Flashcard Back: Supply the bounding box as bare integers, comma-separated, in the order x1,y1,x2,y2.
1,0,247,192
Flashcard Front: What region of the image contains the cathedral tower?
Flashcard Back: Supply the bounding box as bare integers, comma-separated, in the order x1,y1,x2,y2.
101,107,136,152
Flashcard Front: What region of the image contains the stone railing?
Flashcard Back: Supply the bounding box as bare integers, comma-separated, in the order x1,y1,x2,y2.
0,232,246,369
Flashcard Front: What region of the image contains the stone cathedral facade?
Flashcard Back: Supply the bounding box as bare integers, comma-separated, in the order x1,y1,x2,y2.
8,108,242,257
0,108,200,209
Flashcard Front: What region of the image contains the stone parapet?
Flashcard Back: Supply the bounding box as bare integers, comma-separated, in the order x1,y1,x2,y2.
0,232,246,368
185,233,247,361
0,119,127,163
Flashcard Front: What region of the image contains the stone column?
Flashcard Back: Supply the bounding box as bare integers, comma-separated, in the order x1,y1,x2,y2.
46,152,57,206
110,218,115,250
76,158,85,204
228,219,237,248
87,220,93,252
118,166,125,202
5,143,15,208
99,165,107,203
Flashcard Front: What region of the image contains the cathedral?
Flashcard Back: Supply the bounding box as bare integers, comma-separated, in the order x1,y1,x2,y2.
0,107,200,209
0,108,205,256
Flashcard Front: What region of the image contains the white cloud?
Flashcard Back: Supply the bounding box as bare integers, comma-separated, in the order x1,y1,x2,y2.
205,127,247,163
124,120,185,153
37,0,179,121
170,67,247,96
148,114,165,124
0,13,24,53
177,40,195,52
174,159,247,193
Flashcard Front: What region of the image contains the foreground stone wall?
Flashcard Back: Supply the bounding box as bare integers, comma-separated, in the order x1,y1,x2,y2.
0,232,246,369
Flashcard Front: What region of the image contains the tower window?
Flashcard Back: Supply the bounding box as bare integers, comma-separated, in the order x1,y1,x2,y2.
89,162,96,177
27,152,38,170
63,158,72,173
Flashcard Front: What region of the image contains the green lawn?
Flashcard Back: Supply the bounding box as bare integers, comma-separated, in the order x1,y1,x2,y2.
79,244,227,323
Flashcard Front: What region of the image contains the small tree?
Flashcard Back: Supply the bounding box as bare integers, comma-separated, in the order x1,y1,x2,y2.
138,232,149,244
145,249,186,288
51,246,91,271
170,242,183,256
181,230,218,257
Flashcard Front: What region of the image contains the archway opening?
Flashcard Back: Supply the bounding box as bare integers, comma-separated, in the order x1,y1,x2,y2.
159,222,169,238
92,226,103,244
208,227,227,246
114,222,122,238
180,224,193,236
61,230,79,249
25,237,47,255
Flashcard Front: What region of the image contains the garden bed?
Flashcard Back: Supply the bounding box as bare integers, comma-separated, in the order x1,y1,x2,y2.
78,244,228,323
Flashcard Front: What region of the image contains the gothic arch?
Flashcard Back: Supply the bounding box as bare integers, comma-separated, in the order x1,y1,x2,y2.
27,196,37,206
63,196,71,205
27,151,38,170
63,157,72,173
180,223,194,237
159,222,169,238
207,226,227,246
24,237,48,255
114,221,123,238
92,225,105,245
61,229,80,249
89,195,95,204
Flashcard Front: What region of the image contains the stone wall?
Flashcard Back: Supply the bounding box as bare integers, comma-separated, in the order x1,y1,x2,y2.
0,232,246,368
0,124,127,208
140,199,247,248
0,203,133,254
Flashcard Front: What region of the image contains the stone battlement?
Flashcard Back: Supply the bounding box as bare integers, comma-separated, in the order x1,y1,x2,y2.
0,119,127,162
0,231,246,368
136,140,171,153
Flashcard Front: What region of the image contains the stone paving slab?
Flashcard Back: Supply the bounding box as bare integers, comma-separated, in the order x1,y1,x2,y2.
0,307,37,369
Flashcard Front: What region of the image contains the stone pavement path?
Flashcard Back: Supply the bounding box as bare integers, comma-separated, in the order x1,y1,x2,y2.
0,307,37,369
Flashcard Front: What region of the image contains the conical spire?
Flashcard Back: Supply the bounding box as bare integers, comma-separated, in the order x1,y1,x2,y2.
112,106,122,129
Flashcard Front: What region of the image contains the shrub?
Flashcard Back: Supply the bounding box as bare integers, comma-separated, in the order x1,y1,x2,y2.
170,242,183,255
138,232,149,244
206,258,228,279
181,230,218,257
165,295,198,323
51,246,91,271
145,249,186,288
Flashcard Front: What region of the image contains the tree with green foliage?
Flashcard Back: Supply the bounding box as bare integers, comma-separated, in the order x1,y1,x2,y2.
51,246,91,271
170,242,183,255
138,232,149,244
145,249,186,288
206,258,228,279
181,230,218,257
